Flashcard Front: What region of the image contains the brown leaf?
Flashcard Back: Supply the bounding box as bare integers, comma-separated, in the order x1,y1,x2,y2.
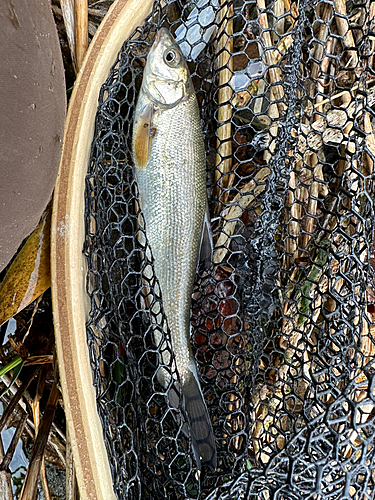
0,206,51,327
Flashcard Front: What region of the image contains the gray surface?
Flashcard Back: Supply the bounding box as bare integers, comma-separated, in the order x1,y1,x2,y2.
0,0,66,271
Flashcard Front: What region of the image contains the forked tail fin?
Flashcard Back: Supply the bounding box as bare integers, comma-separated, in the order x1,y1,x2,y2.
182,369,217,470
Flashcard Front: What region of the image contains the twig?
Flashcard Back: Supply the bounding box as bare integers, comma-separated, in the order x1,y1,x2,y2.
291,3,334,255
285,170,300,265
299,154,324,251
364,110,375,178
75,0,89,72
60,0,77,72
272,0,285,44
0,437,12,500
370,3,375,71
214,0,234,210
1,383,66,472
0,367,40,433
257,0,284,106
0,410,28,472
66,429,78,500
21,294,43,346
23,355,54,366
269,1,302,264
334,0,358,70
281,0,299,21
315,36,336,114
88,7,106,18
251,387,285,464
256,0,285,162
19,379,61,500
362,321,375,363
32,369,51,500
312,78,375,109
214,167,270,263
309,3,332,86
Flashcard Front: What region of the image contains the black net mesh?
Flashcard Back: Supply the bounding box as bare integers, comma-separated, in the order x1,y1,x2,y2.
84,0,375,498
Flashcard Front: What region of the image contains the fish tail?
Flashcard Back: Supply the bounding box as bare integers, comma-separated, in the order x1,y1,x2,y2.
182,368,217,470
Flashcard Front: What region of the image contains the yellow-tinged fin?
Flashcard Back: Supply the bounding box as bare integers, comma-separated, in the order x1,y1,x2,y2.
133,104,155,168
0,204,51,327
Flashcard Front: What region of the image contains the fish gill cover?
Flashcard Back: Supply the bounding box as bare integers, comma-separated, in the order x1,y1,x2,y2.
84,0,375,498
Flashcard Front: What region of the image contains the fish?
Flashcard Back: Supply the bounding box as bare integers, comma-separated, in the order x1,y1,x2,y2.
132,28,217,470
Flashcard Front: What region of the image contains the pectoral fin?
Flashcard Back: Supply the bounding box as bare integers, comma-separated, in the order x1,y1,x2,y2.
133,104,155,168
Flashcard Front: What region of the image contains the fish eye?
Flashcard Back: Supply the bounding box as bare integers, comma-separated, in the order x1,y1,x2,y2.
164,49,181,67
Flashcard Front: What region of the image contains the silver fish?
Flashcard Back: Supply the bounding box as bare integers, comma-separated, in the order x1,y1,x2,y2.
132,28,216,470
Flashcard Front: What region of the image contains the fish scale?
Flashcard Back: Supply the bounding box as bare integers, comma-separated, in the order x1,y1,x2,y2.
132,28,216,469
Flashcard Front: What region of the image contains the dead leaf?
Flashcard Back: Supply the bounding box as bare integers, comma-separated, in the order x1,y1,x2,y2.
0,205,51,327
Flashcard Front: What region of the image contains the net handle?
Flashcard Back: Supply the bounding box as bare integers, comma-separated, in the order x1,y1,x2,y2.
51,1,154,499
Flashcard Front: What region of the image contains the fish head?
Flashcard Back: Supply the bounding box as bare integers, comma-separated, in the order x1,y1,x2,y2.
142,28,191,108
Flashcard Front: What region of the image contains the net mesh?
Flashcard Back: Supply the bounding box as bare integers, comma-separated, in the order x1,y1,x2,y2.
84,0,375,498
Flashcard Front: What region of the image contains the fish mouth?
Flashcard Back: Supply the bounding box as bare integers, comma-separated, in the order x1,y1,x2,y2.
153,30,162,48
152,28,170,50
